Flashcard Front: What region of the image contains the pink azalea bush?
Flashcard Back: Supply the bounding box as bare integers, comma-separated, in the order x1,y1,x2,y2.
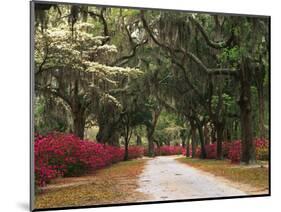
34,133,143,187
204,143,217,159
181,138,269,163
127,146,145,159
204,142,230,159
228,139,269,163
227,140,242,163
144,145,183,156
156,146,183,156
255,138,269,160
181,146,201,158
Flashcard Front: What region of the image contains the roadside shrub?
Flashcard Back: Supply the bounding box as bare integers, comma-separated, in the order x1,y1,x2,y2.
255,139,269,160
204,142,230,159
144,145,183,156
157,146,183,156
181,138,268,163
228,140,242,163
205,143,217,159
181,145,201,158
181,147,187,156
34,133,143,187
225,138,269,163
127,146,145,159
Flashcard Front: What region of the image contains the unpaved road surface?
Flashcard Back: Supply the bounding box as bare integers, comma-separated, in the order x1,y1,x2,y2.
137,156,247,201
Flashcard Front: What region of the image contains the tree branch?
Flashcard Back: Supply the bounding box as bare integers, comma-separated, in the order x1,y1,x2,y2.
140,11,238,76
37,85,73,108
88,8,109,43
35,44,50,76
110,39,148,66
189,16,234,49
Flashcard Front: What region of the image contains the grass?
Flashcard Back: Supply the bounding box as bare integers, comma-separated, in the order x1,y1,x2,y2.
35,159,148,209
176,157,269,192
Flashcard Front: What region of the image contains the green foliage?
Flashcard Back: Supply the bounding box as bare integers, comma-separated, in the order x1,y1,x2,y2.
218,46,241,66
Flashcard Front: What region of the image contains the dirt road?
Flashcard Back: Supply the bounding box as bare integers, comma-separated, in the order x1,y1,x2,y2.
137,156,247,201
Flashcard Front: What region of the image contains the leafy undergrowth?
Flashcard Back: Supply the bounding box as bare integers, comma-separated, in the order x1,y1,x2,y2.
176,157,269,193
35,159,148,209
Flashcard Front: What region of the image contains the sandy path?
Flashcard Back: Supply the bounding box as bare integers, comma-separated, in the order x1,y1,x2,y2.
137,156,247,201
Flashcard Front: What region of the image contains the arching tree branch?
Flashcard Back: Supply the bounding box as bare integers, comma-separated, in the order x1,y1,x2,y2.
88,8,109,43
110,39,148,66
189,16,234,49
140,11,238,76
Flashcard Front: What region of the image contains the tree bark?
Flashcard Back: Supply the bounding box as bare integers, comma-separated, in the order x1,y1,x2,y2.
124,139,129,161
147,128,154,157
197,124,207,159
186,135,190,157
146,108,161,157
215,122,224,160
257,87,266,139
96,125,120,146
190,121,197,158
72,112,85,139
204,124,210,145
239,58,256,164
136,134,142,146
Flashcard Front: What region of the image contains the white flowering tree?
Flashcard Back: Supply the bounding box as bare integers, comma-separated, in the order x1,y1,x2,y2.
35,17,143,139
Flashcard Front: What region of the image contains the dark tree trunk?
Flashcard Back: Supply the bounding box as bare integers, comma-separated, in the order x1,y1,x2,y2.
96,125,120,146
72,79,86,139
233,120,239,140
72,111,85,139
239,58,256,164
211,125,216,143
147,129,154,157
124,139,129,161
186,135,190,157
190,121,197,158
154,139,161,148
257,87,266,139
226,128,231,141
197,124,206,159
215,122,224,160
136,135,142,146
254,62,266,139
146,108,161,157
204,124,210,145
123,122,132,161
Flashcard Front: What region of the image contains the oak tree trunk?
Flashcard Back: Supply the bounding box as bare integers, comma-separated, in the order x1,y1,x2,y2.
197,125,206,159
190,121,197,158
239,58,256,164
186,136,190,157
124,139,129,161
96,125,120,146
147,130,154,157
216,122,224,160
72,111,85,139
258,87,266,139
136,135,142,146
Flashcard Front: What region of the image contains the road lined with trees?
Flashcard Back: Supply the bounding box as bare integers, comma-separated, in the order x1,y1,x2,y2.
34,4,269,167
